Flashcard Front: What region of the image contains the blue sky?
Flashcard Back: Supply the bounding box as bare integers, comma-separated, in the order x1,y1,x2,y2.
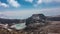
0,0,60,19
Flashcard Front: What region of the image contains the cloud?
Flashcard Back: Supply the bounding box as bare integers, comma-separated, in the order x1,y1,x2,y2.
33,0,42,7
0,2,9,8
33,0,60,7
37,0,42,4
46,0,60,3
38,0,60,4
0,7,60,19
39,7,60,16
7,0,20,8
25,0,33,3
0,9,40,19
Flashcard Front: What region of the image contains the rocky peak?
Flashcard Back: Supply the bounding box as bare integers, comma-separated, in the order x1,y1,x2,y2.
31,14,46,20
26,14,47,29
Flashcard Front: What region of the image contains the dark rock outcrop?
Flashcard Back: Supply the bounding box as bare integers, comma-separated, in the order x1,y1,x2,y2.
26,14,47,29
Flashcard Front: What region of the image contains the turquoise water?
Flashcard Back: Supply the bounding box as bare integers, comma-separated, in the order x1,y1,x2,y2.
11,23,26,30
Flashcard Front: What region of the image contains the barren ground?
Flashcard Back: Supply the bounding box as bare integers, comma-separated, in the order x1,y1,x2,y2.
41,21,60,34
0,21,60,34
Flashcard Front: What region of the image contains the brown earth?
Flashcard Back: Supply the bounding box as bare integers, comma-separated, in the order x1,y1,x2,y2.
41,21,60,34
0,21,60,34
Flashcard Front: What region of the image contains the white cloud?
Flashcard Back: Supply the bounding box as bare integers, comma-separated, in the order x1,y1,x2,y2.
25,0,33,3
42,0,53,3
0,9,40,19
34,0,60,7
38,7,60,16
38,0,60,4
7,0,20,8
37,0,42,4
33,0,42,7
0,2,9,8
0,7,60,19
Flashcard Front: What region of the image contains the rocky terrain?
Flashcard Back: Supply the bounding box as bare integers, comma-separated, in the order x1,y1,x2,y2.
26,14,47,29
0,21,60,34
40,21,60,34
0,14,60,34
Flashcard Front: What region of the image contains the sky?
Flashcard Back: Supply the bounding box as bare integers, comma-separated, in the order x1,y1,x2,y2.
0,0,60,19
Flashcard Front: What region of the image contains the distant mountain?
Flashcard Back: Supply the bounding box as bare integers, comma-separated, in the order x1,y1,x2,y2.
0,18,26,25
47,15,60,21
